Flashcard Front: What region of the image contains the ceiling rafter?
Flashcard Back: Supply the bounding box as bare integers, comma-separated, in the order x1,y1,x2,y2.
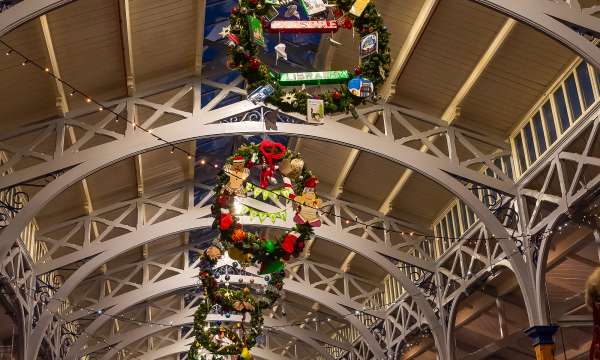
194,0,207,76
39,13,102,240
378,17,516,215
118,0,135,96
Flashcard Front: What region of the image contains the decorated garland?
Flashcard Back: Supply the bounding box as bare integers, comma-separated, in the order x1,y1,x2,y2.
223,0,391,115
188,140,321,359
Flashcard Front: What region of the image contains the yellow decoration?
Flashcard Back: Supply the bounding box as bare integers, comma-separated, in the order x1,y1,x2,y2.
349,0,370,16
240,347,253,360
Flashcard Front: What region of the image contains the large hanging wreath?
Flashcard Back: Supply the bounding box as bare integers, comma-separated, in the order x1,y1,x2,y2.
188,140,322,359
225,0,391,114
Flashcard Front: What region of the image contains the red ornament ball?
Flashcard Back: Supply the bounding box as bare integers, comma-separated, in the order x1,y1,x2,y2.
354,67,363,75
220,212,234,230
231,6,239,14
249,0,258,5
249,58,261,71
332,91,341,101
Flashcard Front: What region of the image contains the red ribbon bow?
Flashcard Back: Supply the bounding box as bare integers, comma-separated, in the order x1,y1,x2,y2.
258,140,286,188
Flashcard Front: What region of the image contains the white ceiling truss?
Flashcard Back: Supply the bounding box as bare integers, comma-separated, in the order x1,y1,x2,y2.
0,72,594,358
0,1,600,359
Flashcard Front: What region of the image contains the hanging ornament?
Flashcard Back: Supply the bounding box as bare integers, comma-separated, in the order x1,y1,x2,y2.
262,239,276,253
307,98,325,123
349,0,370,16
219,25,232,38
341,17,353,29
347,76,373,98
300,0,326,15
205,246,222,261
248,16,266,46
240,347,253,360
248,57,261,71
359,32,378,58
223,155,250,196
248,84,274,104
220,209,234,230
292,177,322,227
332,90,341,101
284,4,300,18
274,43,288,64
280,92,297,104
232,228,246,243
232,6,239,14
258,140,286,188
268,20,338,33
279,70,350,86
281,231,300,254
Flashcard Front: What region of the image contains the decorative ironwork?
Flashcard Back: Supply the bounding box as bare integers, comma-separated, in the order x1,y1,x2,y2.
0,188,28,229
215,106,306,125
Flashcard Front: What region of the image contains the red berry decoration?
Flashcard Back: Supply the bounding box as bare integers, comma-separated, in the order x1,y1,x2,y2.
343,18,353,29
332,91,341,101
217,194,229,207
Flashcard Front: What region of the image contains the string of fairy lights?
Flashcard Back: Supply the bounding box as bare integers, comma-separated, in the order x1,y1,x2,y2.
0,237,554,334
2,39,599,359
0,38,542,244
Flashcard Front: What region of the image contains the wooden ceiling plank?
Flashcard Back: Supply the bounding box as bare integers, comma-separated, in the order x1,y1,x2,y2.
379,18,516,215
381,0,439,102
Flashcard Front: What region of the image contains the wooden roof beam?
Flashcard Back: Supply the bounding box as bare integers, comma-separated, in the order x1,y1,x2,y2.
194,0,206,76
118,0,135,96
39,15,100,238
378,18,516,215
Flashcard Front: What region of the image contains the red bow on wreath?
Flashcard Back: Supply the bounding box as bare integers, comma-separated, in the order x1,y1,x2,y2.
258,140,286,188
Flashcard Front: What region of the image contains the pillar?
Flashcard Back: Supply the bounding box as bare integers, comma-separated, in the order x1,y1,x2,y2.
525,325,559,360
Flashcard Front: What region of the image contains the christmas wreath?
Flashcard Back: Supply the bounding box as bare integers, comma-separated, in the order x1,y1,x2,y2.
188,140,322,359
224,0,391,115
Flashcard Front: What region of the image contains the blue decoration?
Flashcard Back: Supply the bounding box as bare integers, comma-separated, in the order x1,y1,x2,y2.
347,76,373,98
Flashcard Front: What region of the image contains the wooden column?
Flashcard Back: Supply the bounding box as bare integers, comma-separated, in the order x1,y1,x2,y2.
525,325,559,360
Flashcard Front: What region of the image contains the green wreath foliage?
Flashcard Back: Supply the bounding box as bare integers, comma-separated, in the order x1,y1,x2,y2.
227,0,391,114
